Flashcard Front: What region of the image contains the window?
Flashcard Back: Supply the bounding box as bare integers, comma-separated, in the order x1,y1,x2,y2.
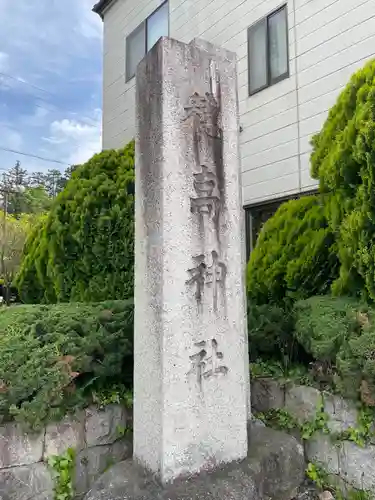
126,1,169,82
248,5,289,95
245,201,284,260
244,192,316,259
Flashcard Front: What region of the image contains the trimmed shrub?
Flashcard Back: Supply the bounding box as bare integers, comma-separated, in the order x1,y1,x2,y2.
14,215,48,304
293,296,362,364
310,58,375,300
248,303,295,362
0,300,133,430
293,295,375,402
336,308,375,402
16,142,135,303
247,195,339,307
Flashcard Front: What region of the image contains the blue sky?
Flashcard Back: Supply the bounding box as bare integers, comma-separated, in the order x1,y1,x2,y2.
0,0,103,176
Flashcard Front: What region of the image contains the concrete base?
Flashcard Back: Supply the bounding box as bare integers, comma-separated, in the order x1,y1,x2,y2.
84,425,305,500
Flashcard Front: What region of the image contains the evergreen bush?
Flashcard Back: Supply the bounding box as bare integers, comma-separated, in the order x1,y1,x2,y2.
310,58,375,300
16,142,135,303
248,303,295,362
336,308,375,402
247,195,339,307
0,300,133,430
293,295,375,402
293,296,362,363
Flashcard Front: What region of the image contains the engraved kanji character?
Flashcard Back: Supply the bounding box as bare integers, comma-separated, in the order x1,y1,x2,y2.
188,339,228,389
186,255,206,303
206,251,227,312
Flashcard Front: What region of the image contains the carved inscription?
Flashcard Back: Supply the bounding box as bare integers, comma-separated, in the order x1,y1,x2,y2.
185,251,226,311
183,90,227,312
206,250,227,312
188,338,228,389
186,255,206,304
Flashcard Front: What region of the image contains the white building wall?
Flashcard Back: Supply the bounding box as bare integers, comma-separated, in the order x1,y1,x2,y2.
100,0,375,207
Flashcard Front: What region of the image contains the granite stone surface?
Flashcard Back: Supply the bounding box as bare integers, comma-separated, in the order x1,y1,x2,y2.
284,385,321,424
253,379,375,494
134,36,248,483
0,423,44,468
304,433,340,476
44,413,85,458
0,462,53,500
84,426,305,500
322,393,358,434
0,405,132,500
339,441,375,492
251,378,285,413
85,405,127,447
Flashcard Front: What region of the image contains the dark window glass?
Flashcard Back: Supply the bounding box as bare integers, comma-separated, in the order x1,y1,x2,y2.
125,1,169,82
248,5,289,95
147,1,169,51
126,22,146,82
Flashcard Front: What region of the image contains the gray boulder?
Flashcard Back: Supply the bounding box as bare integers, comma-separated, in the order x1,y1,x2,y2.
84,426,304,500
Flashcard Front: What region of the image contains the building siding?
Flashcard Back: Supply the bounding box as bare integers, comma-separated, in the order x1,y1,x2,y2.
100,0,375,206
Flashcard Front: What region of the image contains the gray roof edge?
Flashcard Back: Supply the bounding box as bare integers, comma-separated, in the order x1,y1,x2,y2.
92,0,116,18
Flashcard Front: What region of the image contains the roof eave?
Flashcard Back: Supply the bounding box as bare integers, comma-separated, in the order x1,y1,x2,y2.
92,0,114,19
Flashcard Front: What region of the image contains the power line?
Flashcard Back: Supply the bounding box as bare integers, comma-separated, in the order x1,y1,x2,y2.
0,146,71,167
0,71,101,123
0,71,54,96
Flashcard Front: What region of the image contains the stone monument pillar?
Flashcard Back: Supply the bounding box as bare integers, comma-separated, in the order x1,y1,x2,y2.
134,37,249,484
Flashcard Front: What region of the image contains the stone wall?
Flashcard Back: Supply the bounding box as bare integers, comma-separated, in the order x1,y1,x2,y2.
252,378,375,494
0,404,132,500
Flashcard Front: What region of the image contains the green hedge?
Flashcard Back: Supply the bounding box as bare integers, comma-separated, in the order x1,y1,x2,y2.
311,58,375,301
16,142,135,304
0,300,133,430
294,296,362,364
293,295,375,402
247,195,339,307
248,303,295,362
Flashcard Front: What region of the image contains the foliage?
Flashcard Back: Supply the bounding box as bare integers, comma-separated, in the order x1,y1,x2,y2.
294,296,363,364
0,300,133,430
92,384,133,410
2,161,73,207
306,462,328,490
333,407,375,448
14,215,48,304
5,186,51,216
293,295,375,401
306,462,372,500
16,142,135,303
0,214,34,304
299,396,329,440
336,309,375,402
257,397,329,441
250,359,312,386
257,408,297,432
247,303,296,363
20,186,52,214
115,423,133,439
310,58,375,301
247,195,339,307
47,448,76,500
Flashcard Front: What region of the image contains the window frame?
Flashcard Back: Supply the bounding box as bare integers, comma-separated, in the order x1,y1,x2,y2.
247,4,289,96
244,190,318,260
125,0,169,83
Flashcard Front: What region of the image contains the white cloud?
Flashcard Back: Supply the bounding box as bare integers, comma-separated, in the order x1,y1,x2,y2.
0,2,103,174
44,109,102,165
